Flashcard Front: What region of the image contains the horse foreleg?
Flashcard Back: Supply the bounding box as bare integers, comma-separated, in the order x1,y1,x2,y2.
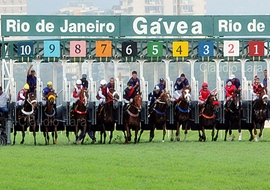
198,129,202,141
214,129,219,141
21,126,25,144
238,120,242,141
184,122,188,142
211,125,216,141
259,123,265,139
253,122,258,141
149,124,155,142
201,126,206,142
134,128,138,144
103,130,107,144
137,129,144,143
248,126,254,141
74,126,79,144
33,125,37,145
108,130,113,144
13,129,17,145
53,126,58,144
176,122,180,142
224,128,228,141
125,125,130,144
162,123,166,142
66,130,71,144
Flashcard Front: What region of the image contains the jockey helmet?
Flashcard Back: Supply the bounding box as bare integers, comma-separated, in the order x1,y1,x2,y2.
127,81,133,86
24,83,29,90
100,79,107,86
254,75,260,79
160,78,165,82
76,79,82,85
47,81,52,86
229,74,235,79
202,82,208,88
82,74,87,79
154,85,160,91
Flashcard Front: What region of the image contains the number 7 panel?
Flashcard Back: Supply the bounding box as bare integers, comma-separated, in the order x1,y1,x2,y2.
96,41,112,57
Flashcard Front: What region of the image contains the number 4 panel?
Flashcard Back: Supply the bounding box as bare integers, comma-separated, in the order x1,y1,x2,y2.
70,41,86,57
44,41,60,57
172,41,189,57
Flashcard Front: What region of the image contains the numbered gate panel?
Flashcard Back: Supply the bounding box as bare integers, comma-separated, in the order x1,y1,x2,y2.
70,41,86,57
172,41,189,57
122,41,137,57
223,40,239,57
96,40,112,57
18,41,34,57
248,41,265,57
198,42,214,57
44,41,60,57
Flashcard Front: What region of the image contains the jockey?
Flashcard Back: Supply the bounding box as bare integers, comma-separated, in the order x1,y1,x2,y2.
42,81,57,106
73,79,85,104
198,82,210,107
229,74,241,91
252,75,265,101
150,85,162,107
123,81,136,109
97,79,108,106
17,83,29,106
225,80,237,103
128,71,140,92
157,78,166,93
173,73,189,101
106,77,115,90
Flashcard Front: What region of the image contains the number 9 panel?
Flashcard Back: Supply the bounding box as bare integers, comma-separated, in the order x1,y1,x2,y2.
44,41,60,57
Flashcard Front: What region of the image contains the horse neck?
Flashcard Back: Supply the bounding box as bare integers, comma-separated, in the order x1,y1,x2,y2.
178,98,189,109
24,100,33,112
76,101,86,111
155,101,166,112
204,102,214,114
46,101,54,114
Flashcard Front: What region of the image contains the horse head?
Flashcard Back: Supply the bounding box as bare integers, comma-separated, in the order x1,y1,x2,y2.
206,91,220,112
181,87,191,103
259,87,268,105
157,91,171,105
79,90,88,107
233,90,241,109
27,92,37,108
107,88,120,108
132,92,142,112
47,92,56,105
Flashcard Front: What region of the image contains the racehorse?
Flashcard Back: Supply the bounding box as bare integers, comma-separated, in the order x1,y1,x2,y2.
173,87,191,142
123,92,142,144
249,87,268,141
97,89,119,144
13,92,37,145
67,89,88,144
198,91,220,141
140,92,171,143
42,91,57,145
223,90,241,141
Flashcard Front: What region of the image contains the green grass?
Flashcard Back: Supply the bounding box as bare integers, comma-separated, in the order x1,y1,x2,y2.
1,129,270,190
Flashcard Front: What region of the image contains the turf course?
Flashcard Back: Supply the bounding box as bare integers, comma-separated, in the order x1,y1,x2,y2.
1,129,270,190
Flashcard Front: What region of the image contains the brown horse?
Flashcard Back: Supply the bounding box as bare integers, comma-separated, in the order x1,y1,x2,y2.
144,92,171,142
123,92,142,144
198,91,220,141
249,87,268,141
222,90,241,141
97,89,119,144
42,91,57,145
67,90,88,144
173,87,191,142
13,92,37,145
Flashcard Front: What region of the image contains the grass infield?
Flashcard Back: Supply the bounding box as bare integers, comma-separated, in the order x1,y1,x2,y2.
1,129,270,190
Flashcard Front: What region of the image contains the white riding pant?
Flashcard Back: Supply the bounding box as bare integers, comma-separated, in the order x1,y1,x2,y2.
99,98,106,105
173,90,182,99
73,97,80,104
16,100,25,106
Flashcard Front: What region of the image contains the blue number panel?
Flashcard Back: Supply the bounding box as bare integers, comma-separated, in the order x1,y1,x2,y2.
44,41,60,57
198,42,214,56
18,42,34,57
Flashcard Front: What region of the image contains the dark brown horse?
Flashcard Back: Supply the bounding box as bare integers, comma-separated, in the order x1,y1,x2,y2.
198,91,220,141
123,92,142,144
67,90,88,144
13,92,37,145
141,92,171,142
249,87,268,141
97,89,119,144
223,90,241,141
42,91,57,145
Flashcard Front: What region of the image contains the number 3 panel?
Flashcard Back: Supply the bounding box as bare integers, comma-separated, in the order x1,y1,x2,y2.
223,40,239,57
44,41,60,57
198,42,214,56
122,41,137,57
70,41,86,57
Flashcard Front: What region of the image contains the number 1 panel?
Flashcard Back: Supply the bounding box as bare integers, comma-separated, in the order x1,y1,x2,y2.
44,41,60,57
248,41,264,56
70,41,86,57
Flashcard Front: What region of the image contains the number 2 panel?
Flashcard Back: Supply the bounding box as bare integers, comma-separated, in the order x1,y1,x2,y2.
96,41,112,57
223,40,239,57
44,41,60,57
122,42,137,57
70,41,86,57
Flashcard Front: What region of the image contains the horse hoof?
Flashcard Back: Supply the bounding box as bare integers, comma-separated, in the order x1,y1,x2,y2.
162,140,164,142
199,137,202,142
20,141,24,144
170,137,174,142
176,137,180,141
213,138,217,141
53,140,57,144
